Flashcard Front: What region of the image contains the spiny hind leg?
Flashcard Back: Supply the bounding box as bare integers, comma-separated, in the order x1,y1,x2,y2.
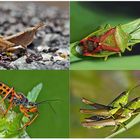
3,102,13,116
19,114,39,130
100,28,116,42
118,122,127,130
112,125,120,132
3,95,15,116
112,122,127,132
0,87,14,103
23,114,39,129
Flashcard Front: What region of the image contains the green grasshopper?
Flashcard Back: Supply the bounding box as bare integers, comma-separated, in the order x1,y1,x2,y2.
71,19,140,60
80,84,140,119
81,97,140,130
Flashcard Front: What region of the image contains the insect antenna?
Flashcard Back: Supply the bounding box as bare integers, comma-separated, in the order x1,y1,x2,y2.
129,83,140,93
36,99,61,114
36,99,60,105
47,102,56,114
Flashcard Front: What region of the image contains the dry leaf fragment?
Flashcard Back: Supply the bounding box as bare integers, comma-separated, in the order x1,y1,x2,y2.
59,53,67,59
4,22,45,48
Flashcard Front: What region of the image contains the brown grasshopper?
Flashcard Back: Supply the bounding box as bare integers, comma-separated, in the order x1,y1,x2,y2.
0,22,44,54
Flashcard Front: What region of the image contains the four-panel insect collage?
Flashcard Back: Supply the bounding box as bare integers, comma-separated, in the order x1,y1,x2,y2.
0,0,140,138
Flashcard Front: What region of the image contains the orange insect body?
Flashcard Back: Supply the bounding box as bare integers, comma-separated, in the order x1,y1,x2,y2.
0,82,39,129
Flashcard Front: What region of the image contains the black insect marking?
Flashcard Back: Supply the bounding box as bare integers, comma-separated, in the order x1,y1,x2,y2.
7,89,10,92
29,102,33,106
8,97,11,100
3,86,6,89
0,89,3,93
2,92,6,95
0,83,2,86
29,102,35,106
7,95,12,100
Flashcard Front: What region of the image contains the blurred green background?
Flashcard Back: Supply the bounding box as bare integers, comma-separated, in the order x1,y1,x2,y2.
70,70,140,138
0,70,69,138
70,2,140,70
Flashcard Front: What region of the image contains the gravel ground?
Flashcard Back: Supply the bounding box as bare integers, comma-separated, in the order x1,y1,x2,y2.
0,2,69,70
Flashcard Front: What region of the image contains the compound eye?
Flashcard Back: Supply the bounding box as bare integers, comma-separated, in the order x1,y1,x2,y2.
29,102,34,106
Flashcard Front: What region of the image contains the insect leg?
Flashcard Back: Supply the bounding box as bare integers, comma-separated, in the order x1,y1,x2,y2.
80,108,110,117
100,28,116,42
3,102,13,116
21,114,39,129
118,122,127,130
13,92,21,99
132,108,140,115
118,52,122,57
0,87,14,103
112,125,120,132
81,97,109,109
110,116,127,132
3,94,16,116
81,118,116,128
100,44,120,52
19,105,30,118
87,37,100,43
126,46,132,51
104,56,108,61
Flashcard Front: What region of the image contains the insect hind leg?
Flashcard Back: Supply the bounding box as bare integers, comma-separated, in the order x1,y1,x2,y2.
3,102,13,116
19,114,39,130
0,87,14,103
112,125,120,132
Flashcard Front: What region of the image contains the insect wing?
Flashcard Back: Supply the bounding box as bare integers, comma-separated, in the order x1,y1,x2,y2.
114,25,129,52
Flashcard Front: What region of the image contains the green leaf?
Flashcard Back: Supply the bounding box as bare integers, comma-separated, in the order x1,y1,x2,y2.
70,55,140,70
27,83,43,102
4,113,24,138
0,101,29,138
107,114,140,138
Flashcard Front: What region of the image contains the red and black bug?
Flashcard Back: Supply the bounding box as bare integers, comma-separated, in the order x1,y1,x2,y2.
0,82,57,129
79,28,121,56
